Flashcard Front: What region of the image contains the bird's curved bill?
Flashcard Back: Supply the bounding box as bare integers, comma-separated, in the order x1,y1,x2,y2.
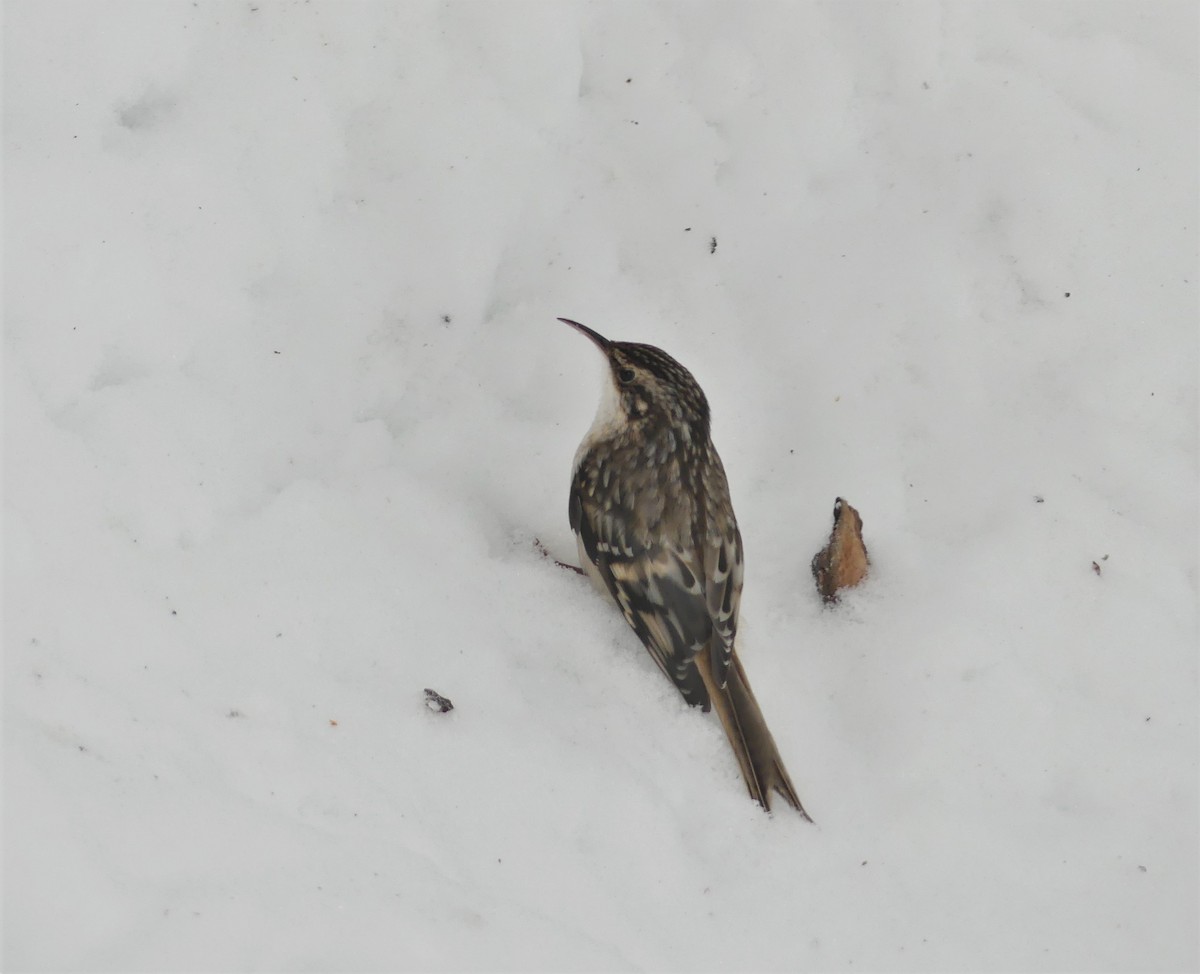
558,317,610,351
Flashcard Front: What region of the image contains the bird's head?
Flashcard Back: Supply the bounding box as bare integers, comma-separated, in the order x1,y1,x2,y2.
560,318,710,437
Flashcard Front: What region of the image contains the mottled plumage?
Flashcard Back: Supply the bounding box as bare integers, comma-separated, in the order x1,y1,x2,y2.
562,317,810,817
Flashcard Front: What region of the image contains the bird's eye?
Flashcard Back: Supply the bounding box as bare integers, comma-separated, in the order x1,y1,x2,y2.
618,368,636,384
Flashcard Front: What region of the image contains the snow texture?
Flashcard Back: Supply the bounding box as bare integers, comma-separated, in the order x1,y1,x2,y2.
5,2,1198,971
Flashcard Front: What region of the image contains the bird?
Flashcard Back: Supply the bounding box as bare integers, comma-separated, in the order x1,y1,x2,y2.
560,317,811,818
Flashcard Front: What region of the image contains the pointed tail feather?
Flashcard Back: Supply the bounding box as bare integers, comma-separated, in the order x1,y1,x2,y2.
701,652,812,820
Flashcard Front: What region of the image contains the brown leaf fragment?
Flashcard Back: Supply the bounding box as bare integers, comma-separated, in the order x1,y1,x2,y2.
811,497,870,604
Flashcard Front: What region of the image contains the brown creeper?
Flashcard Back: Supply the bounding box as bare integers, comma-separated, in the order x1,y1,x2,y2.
561,317,810,818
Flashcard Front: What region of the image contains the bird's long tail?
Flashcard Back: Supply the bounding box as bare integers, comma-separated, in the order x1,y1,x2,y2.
704,653,812,820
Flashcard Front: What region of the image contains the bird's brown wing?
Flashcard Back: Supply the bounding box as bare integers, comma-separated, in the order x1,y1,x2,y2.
570,474,713,708
695,445,744,691
702,520,743,690
571,455,808,817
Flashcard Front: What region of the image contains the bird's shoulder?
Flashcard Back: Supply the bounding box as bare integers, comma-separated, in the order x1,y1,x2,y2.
570,439,700,554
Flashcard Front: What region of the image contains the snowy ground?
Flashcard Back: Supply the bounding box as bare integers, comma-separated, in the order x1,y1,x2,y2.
4,2,1198,971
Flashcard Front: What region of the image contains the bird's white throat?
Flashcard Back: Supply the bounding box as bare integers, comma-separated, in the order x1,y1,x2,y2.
572,367,626,474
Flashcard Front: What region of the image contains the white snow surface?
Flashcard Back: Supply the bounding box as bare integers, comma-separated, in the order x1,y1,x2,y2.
5,2,1198,971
